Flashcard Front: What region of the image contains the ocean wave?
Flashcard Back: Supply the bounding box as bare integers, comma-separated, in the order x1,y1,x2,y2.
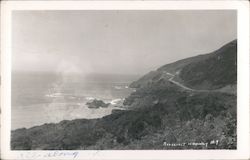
114,86,122,90
45,93,63,98
86,97,95,101
110,98,123,105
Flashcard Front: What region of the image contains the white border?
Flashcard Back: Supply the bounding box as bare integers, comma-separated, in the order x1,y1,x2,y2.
1,1,249,160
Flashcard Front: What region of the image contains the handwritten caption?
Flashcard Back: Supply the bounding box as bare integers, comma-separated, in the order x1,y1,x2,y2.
20,151,79,159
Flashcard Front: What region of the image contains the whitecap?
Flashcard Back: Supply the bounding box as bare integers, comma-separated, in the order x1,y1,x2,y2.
45,92,63,98
110,98,122,105
86,97,95,101
114,86,122,90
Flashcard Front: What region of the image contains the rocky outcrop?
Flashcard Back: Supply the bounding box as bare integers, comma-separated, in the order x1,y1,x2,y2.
86,99,110,109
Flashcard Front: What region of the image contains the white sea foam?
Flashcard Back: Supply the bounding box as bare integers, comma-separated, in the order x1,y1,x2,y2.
110,98,122,105
45,93,63,98
114,86,122,90
86,97,95,101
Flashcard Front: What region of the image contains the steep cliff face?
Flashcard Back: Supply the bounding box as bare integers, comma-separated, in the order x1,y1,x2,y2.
11,40,237,150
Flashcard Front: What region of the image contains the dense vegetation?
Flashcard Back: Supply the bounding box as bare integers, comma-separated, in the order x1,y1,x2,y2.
179,40,237,90
11,40,237,150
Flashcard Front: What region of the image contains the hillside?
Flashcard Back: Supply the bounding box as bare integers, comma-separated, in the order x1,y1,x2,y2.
130,40,237,91
11,40,237,150
179,40,236,89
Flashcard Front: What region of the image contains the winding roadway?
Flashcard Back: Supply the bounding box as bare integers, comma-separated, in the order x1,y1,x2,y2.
162,71,210,92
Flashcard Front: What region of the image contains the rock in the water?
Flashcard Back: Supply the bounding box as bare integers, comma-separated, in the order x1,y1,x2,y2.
86,99,110,109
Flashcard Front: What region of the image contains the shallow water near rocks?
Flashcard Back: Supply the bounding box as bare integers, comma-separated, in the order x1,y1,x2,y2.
11,72,139,130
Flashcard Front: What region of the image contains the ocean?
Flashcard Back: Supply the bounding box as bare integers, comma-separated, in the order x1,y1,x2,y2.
11,71,139,130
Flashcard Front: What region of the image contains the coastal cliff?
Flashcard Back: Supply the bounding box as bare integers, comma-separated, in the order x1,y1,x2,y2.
11,40,237,150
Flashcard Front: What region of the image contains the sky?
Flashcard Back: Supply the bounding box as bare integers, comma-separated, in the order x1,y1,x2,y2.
12,10,237,75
